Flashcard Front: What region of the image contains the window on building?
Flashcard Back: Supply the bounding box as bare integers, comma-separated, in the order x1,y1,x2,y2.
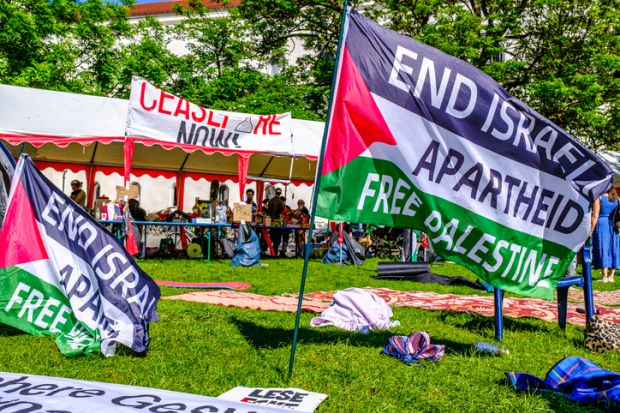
93,182,101,199
170,183,177,207
210,180,220,201
218,184,229,206
265,184,275,200
492,53,506,63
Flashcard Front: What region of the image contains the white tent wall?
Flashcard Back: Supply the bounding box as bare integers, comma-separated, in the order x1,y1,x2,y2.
598,151,620,187
41,168,88,199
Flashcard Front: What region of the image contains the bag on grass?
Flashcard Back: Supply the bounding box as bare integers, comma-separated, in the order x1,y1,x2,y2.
585,317,620,353
230,223,260,267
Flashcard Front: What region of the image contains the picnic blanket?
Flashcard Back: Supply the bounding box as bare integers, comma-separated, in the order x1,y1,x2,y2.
164,290,329,313
156,280,252,290
164,287,620,326
567,288,620,306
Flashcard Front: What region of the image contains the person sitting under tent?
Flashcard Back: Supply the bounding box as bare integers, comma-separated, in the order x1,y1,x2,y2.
245,188,258,215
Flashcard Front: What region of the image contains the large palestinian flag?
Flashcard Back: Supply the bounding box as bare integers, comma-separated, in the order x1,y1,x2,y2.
317,9,613,299
0,156,160,356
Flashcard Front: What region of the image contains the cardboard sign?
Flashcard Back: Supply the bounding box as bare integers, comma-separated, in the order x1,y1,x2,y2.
233,203,253,222
115,184,140,202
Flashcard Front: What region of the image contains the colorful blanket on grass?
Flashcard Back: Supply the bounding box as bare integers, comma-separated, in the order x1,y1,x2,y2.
507,357,620,408
164,287,620,326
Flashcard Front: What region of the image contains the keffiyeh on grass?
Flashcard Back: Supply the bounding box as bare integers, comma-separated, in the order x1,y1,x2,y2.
382,332,445,365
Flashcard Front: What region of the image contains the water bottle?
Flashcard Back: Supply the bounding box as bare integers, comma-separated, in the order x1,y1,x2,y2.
472,342,509,356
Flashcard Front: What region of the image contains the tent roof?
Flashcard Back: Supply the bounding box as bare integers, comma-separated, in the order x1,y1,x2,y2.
0,84,323,182
598,151,620,186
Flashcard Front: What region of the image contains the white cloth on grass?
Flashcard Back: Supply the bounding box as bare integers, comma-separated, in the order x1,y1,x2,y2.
310,288,400,333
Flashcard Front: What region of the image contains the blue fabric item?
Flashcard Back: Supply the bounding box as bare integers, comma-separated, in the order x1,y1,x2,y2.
230,224,260,267
507,357,620,409
322,242,349,264
592,195,620,269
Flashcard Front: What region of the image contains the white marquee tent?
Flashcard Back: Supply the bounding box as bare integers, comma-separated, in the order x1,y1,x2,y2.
0,84,324,209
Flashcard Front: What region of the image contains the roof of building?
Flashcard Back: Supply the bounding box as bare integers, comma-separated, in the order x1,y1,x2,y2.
128,0,241,17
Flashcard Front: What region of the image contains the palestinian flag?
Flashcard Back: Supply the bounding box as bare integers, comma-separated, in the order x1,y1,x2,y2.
0,156,160,356
317,9,613,299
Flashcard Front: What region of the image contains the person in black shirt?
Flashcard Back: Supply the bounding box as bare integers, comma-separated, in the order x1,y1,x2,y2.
267,188,285,255
245,188,258,213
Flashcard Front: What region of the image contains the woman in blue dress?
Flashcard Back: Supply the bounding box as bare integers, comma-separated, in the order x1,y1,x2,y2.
590,189,620,282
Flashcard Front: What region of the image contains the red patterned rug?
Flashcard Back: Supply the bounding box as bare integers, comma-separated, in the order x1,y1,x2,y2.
567,288,620,306
164,290,329,313
164,287,620,326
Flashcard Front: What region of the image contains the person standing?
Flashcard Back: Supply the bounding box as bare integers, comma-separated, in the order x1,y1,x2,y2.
245,188,258,213
70,180,86,208
267,187,285,256
292,199,310,257
591,188,620,283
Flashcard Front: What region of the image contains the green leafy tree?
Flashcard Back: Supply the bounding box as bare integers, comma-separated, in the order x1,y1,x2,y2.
238,0,619,148
0,0,134,95
114,16,181,97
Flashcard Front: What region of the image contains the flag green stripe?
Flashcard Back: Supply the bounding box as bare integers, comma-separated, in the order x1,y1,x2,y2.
318,156,574,299
0,266,100,356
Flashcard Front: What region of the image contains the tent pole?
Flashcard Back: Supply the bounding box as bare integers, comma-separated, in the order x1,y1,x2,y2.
123,138,135,188
237,154,250,200
178,172,186,211
86,165,95,209
288,0,349,379
285,156,294,200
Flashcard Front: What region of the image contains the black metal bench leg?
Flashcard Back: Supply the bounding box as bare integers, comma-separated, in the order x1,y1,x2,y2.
557,287,569,331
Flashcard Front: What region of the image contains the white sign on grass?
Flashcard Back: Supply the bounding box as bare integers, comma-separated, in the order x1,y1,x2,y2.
218,387,327,412
0,372,292,413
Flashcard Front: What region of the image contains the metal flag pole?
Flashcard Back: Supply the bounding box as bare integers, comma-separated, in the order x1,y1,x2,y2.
287,0,349,379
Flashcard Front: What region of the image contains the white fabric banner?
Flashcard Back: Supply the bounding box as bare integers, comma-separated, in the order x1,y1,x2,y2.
127,77,293,155
218,387,327,412
0,372,291,413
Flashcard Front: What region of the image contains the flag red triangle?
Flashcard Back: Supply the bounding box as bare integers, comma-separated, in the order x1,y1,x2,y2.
321,46,397,175
0,181,48,268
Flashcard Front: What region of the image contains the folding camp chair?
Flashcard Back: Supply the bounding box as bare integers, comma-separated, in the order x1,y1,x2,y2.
494,245,595,340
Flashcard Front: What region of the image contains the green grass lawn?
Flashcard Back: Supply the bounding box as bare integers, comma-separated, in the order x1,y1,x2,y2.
1,257,619,412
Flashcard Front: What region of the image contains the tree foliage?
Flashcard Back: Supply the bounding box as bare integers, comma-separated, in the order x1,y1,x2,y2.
0,0,617,147
239,0,619,148
0,0,134,94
